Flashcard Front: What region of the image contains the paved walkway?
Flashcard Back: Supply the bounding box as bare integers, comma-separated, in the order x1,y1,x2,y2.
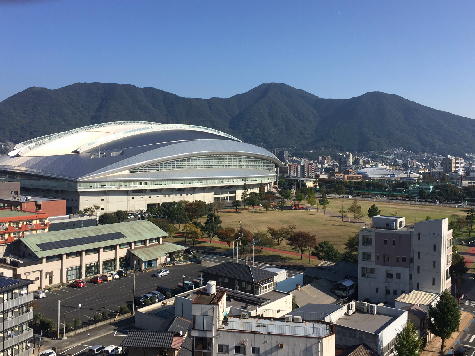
421,311,473,355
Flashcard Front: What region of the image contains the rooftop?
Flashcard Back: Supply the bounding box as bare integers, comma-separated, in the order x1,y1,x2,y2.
202,262,277,283
395,290,439,306
0,209,46,219
0,276,33,293
334,311,394,334
120,330,184,350
21,220,167,258
130,243,185,261
304,261,358,282
289,304,343,321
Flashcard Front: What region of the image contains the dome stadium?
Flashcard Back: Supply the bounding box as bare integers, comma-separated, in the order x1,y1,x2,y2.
0,122,281,214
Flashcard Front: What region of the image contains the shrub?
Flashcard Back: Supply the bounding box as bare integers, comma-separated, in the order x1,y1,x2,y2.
120,305,129,315
144,299,151,306
165,292,172,299
39,318,56,334
33,312,45,326
93,314,102,323
102,310,109,320
150,297,156,304
66,323,73,332
73,318,82,329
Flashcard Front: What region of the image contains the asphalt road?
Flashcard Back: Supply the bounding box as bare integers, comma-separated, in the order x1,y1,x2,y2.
34,263,205,325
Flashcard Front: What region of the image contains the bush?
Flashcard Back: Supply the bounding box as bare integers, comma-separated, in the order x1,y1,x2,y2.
93,314,102,323
33,312,45,326
66,323,73,332
102,310,109,320
150,297,156,304
165,292,172,299
144,299,151,306
73,318,82,329
39,318,56,334
120,305,129,315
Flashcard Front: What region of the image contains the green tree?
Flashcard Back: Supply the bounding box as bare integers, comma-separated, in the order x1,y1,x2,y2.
184,201,208,221
394,321,423,356
204,213,222,243
115,210,128,222
149,218,177,237
253,231,275,250
319,193,329,215
451,245,468,277
232,200,242,212
342,233,359,263
466,208,475,237
306,189,316,209
338,203,347,222
261,201,272,211
267,225,295,245
294,190,305,208
183,223,202,246
98,213,119,225
216,227,236,246
83,205,100,216
347,199,363,221
313,241,341,261
367,204,381,218
73,318,82,329
428,290,461,352
241,183,249,209
287,231,317,259
281,188,292,200
246,192,260,209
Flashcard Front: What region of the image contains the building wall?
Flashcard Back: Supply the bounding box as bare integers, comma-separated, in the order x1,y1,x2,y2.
218,330,334,356
0,182,20,199
256,293,292,318
37,200,66,217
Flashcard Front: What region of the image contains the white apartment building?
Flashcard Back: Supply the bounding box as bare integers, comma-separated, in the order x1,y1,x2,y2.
359,216,452,303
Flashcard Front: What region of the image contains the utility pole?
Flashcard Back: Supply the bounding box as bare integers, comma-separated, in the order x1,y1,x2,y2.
57,300,60,339
132,261,136,316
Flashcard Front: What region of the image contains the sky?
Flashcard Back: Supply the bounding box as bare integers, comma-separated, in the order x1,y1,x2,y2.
1,0,474,119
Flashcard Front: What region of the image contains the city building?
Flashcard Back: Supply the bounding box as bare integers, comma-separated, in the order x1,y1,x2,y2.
48,214,97,232
0,220,182,290
443,156,464,173
0,197,66,217
358,216,452,303
0,182,19,200
0,276,34,356
0,209,49,249
0,122,281,214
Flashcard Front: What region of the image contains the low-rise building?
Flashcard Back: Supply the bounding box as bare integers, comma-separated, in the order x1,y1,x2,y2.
0,276,34,356
0,209,49,248
0,197,66,218
0,220,182,290
48,214,97,231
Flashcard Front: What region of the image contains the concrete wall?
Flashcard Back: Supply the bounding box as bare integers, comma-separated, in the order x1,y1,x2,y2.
257,293,292,318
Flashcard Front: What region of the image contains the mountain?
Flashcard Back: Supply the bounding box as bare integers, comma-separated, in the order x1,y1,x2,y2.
0,82,473,155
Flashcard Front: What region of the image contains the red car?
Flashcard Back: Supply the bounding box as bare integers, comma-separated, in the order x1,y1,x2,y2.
90,276,103,284
70,280,85,288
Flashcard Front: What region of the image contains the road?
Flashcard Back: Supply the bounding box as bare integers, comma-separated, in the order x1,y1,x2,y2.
453,301,475,355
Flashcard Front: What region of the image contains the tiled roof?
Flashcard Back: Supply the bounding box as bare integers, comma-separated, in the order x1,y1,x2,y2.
120,330,176,349
167,316,191,334
337,344,379,356
202,262,277,282
304,261,358,282
130,242,185,261
395,290,439,306
21,220,167,258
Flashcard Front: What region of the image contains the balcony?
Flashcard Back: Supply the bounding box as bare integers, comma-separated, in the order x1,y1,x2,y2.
3,294,34,311
3,329,33,349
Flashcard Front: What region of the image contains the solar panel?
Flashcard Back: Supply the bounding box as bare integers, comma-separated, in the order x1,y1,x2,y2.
0,277,20,289
37,232,126,251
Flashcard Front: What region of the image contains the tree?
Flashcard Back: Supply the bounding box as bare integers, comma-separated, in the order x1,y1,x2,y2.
428,290,461,352
235,228,254,254
83,205,100,216
294,191,305,208
319,193,329,215
342,233,359,263
367,204,381,218
338,203,347,222
241,183,249,209
287,231,316,259
183,223,202,246
267,225,295,245
394,321,423,356
231,200,242,212
306,189,316,209
149,218,177,237
246,192,260,209
204,213,222,242
261,201,272,211
313,241,341,261
451,245,468,278
253,231,275,250
115,210,128,222
466,208,475,237
281,188,292,201
98,213,119,225
185,201,208,221
347,199,363,221
161,202,189,228
217,227,236,246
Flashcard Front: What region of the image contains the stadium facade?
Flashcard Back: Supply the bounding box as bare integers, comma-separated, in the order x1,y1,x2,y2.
0,122,281,214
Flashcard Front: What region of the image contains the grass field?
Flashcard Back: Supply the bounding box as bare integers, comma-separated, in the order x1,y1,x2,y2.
215,198,467,253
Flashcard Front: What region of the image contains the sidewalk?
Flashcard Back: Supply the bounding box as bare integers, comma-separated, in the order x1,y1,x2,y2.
421,310,473,355
38,317,134,354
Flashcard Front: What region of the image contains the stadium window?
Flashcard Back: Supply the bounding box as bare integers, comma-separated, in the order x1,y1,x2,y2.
392,240,395,246
384,239,388,245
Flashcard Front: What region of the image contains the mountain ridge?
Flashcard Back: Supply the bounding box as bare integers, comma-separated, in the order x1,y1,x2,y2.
0,82,473,155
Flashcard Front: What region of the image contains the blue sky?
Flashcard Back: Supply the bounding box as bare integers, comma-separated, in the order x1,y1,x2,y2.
1,0,474,119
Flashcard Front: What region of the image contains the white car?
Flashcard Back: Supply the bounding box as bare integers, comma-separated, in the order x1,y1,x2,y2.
108,272,120,280
35,290,46,299
110,346,123,355
156,269,169,277
39,350,56,356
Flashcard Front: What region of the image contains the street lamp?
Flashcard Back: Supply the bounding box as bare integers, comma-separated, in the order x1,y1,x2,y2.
78,303,81,321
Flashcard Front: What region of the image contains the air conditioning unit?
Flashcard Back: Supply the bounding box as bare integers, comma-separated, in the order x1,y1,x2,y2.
346,309,355,316
362,302,368,313
369,304,377,315
294,316,303,323
241,313,249,319
347,301,355,312
284,315,293,322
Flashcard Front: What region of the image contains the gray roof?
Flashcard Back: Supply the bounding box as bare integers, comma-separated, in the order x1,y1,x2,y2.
0,277,32,293
120,330,175,348
289,303,342,320
167,316,191,334
304,261,358,282
338,344,379,356
202,262,277,282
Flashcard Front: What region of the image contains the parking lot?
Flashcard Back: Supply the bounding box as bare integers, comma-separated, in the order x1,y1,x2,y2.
35,262,205,325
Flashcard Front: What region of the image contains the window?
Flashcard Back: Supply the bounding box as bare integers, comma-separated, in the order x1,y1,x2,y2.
393,289,398,295
385,289,390,295
135,240,145,246
417,283,420,289
402,256,406,263
386,272,393,279
252,347,260,354
392,240,396,246
384,255,390,262
218,345,229,353
396,273,401,279
410,274,412,280
402,290,405,294
235,345,245,354
417,266,420,273
363,236,372,246
433,244,437,252
433,261,436,268
384,239,388,245
247,284,252,291
418,233,421,240
376,288,379,293
362,252,371,261
432,278,436,285
119,243,128,249
396,256,399,263
103,246,114,252
376,254,380,261
418,252,420,259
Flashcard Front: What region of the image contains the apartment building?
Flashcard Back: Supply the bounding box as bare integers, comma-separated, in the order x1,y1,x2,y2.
0,209,49,247
358,216,452,303
0,276,34,356
443,156,464,173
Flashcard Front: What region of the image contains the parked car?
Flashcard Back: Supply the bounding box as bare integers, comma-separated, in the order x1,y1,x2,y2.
150,291,165,301
192,277,204,288
90,276,103,284
39,350,56,356
35,290,46,299
88,346,105,354
103,345,122,354
110,346,123,355
155,269,169,277
156,286,174,297
117,269,127,278
142,293,158,303
70,280,85,288
108,272,120,280
101,274,113,282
